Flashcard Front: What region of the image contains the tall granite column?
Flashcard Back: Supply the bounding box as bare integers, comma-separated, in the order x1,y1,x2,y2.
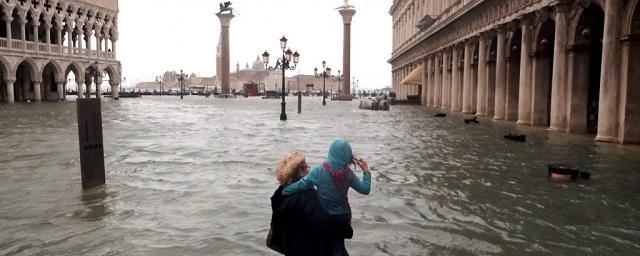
477,35,488,116
596,0,623,142
494,27,507,120
549,4,570,131
517,16,534,125
216,12,235,96
339,6,356,100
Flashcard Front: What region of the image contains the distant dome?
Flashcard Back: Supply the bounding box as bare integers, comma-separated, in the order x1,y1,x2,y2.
252,56,263,70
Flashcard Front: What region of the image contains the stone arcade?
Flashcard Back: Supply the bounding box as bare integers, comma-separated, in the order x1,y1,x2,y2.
390,0,640,144
0,0,121,103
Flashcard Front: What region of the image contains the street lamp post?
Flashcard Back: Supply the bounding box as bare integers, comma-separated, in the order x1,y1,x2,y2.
177,70,189,100
314,61,332,106
262,36,301,121
156,76,164,96
332,70,342,101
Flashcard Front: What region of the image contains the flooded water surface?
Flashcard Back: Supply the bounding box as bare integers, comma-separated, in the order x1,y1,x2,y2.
1,97,639,255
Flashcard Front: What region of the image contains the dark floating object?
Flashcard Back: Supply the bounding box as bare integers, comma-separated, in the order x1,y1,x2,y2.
548,164,591,181
464,116,479,124
434,113,447,117
504,133,526,142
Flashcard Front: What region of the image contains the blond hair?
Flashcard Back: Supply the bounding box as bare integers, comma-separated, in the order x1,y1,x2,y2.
276,152,306,185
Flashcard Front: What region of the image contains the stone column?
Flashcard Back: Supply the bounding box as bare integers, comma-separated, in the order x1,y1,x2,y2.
85,29,92,57
85,80,92,98
339,7,356,99
19,18,26,50
44,22,51,52
96,76,103,98
477,35,488,116
442,50,451,110
427,56,434,106
5,79,15,103
451,45,461,111
596,0,623,142
549,4,570,131
111,38,117,58
462,40,474,114
33,81,41,101
77,28,83,55
96,34,102,58
494,27,507,120
422,59,429,106
57,82,64,101
110,81,119,100
517,16,534,125
67,26,73,55
57,25,63,54
33,22,39,52
434,54,442,108
77,78,85,99
4,16,12,47
216,12,235,96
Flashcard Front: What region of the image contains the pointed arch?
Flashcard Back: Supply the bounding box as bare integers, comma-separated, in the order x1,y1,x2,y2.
0,55,11,79
13,57,40,81
43,59,63,82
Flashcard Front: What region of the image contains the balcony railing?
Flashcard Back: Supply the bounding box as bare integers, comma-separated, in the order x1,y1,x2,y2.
0,37,116,60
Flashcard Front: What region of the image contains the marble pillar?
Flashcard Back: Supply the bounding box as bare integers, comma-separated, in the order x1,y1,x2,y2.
477,36,488,116
462,41,474,114
494,27,507,120
5,79,15,103
549,4,570,131
427,56,434,106
442,50,451,110
596,0,623,142
422,59,429,106
517,17,533,125
451,46,461,111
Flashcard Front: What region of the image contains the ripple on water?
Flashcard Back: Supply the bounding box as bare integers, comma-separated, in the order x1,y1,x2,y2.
0,98,640,255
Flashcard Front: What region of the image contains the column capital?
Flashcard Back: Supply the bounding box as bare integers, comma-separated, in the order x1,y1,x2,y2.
216,13,235,27
518,13,536,26
338,8,356,24
2,15,13,22
5,77,16,83
550,1,573,13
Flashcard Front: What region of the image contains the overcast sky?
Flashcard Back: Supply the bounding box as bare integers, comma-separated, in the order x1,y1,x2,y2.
117,0,392,90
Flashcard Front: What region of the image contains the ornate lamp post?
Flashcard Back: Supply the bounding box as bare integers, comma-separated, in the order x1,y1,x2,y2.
262,36,300,121
331,70,342,100
314,61,332,106
177,70,189,100
156,75,163,96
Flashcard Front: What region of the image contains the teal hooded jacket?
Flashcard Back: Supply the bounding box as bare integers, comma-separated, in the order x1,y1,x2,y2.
282,139,371,215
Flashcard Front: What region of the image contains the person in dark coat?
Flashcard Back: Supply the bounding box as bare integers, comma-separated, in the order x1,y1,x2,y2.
268,152,352,256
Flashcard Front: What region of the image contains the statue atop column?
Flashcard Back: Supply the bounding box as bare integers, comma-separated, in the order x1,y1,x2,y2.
218,1,233,14
337,0,355,10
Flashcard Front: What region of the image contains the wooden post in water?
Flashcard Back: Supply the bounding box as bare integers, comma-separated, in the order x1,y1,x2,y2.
77,98,106,190
298,92,302,114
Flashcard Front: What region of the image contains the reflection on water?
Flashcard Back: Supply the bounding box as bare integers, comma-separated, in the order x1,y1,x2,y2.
0,97,639,255
74,186,113,222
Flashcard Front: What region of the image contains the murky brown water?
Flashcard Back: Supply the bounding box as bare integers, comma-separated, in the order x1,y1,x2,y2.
0,96,639,255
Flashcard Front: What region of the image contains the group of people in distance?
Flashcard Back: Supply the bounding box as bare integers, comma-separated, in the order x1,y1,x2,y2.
268,138,372,256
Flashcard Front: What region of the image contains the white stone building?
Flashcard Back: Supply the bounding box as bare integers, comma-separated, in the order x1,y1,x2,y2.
390,0,640,144
0,0,121,102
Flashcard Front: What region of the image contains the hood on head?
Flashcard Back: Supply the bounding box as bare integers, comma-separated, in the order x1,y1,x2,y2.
327,138,353,169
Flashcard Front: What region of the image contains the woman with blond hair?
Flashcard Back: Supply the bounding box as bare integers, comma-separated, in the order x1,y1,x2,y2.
267,152,352,256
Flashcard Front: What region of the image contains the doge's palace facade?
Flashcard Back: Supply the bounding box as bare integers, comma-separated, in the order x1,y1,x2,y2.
0,0,121,102
390,0,640,144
